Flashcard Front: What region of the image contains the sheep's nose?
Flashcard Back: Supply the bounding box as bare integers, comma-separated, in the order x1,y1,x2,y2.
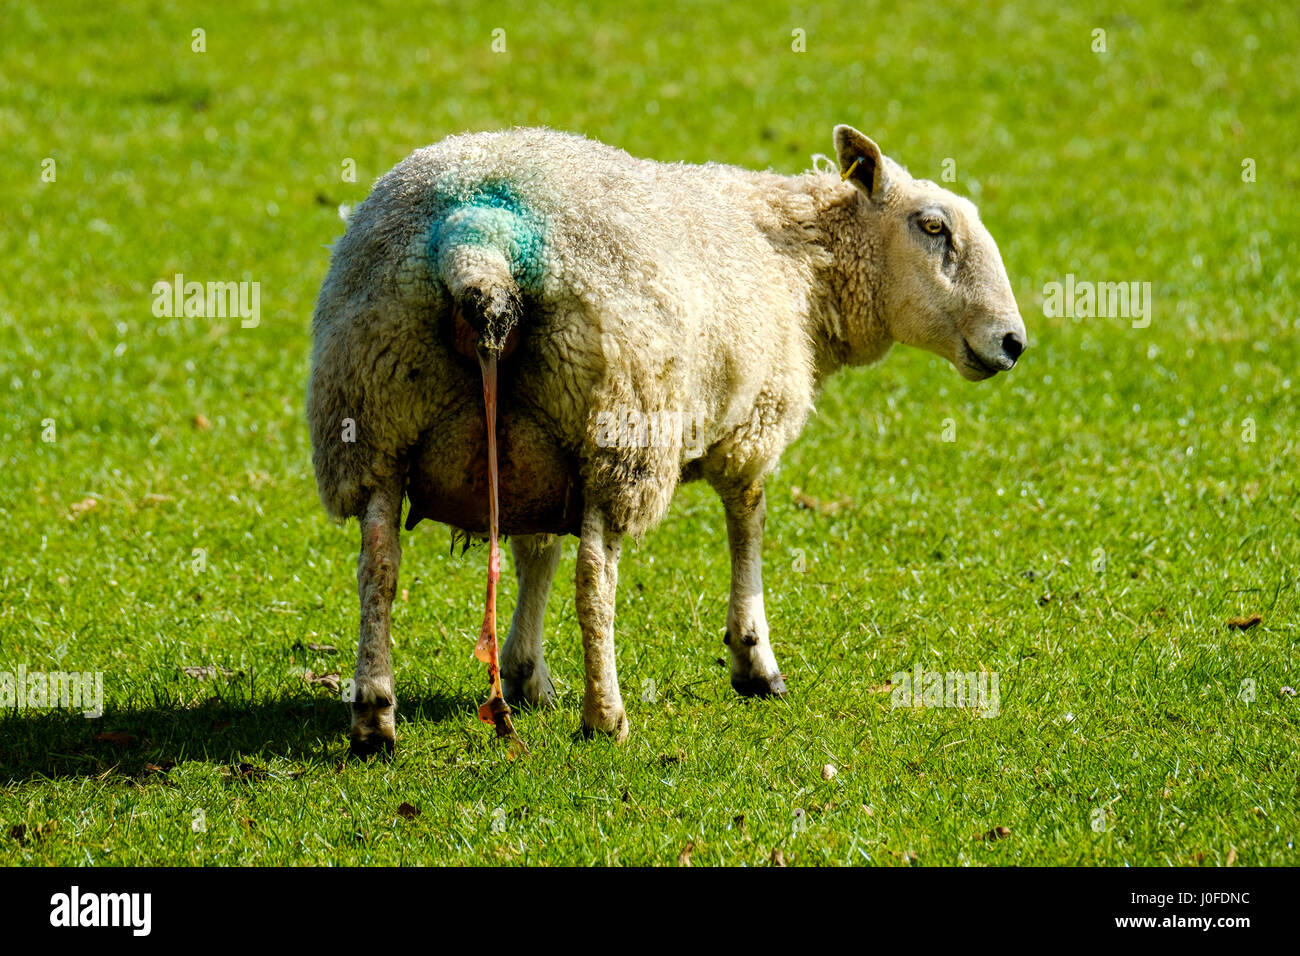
1001,332,1025,364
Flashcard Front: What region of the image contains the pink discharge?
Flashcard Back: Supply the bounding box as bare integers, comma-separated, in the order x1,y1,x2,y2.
473,348,514,738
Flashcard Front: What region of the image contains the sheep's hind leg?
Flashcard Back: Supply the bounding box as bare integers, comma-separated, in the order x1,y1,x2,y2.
719,480,787,698
349,482,403,755
575,508,629,740
501,534,562,707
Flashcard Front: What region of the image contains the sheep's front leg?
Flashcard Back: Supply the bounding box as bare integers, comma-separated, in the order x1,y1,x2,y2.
349,485,402,755
721,481,788,698
501,534,562,707
575,508,629,740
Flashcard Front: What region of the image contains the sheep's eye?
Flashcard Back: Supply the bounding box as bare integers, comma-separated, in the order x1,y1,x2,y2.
921,218,945,235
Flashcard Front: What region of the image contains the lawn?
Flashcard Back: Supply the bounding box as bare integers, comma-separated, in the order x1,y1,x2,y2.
1,0,1296,865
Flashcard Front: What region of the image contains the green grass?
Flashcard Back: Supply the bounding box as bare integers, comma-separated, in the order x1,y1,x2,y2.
1,0,1297,865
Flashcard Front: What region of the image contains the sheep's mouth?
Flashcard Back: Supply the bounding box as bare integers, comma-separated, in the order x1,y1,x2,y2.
960,340,1000,380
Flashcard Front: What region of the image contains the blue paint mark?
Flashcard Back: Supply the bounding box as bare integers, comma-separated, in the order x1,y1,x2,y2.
427,179,546,293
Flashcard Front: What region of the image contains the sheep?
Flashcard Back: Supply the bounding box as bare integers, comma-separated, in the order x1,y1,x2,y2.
307,124,1027,754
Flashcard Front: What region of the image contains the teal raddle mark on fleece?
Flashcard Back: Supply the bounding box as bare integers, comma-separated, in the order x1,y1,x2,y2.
427,179,546,294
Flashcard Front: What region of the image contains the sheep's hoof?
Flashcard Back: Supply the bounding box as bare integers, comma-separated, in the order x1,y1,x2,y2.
502,662,557,709
349,731,395,758
349,682,396,757
731,673,788,699
579,706,629,743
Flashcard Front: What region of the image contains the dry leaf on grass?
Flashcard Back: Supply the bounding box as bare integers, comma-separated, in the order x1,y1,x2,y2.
770,847,786,866
228,762,268,780
677,842,694,866
93,731,135,747
181,665,242,681
69,497,98,518
8,820,57,846
397,802,421,820
1226,614,1263,631
977,825,1012,841
193,414,211,431
1226,846,1238,867
790,486,852,515
302,671,341,694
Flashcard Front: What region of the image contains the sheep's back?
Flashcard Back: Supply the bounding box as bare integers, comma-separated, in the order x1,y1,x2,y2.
309,128,819,532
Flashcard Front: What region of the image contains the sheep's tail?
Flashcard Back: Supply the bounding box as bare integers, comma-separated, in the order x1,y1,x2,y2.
438,243,524,357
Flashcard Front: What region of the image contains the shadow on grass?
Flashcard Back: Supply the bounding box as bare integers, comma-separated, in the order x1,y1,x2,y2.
0,684,478,784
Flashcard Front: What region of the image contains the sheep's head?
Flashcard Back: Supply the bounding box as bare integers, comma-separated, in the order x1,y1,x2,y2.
834,124,1026,381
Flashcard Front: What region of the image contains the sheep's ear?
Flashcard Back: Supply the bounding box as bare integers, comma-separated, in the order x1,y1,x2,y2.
833,125,888,201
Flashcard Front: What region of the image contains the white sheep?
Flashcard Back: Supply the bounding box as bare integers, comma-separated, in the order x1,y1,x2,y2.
308,124,1026,753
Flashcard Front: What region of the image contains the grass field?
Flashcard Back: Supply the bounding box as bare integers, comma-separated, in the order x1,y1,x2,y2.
1,0,1297,866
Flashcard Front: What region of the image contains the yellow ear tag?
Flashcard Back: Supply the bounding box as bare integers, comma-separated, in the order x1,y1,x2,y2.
841,156,863,181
